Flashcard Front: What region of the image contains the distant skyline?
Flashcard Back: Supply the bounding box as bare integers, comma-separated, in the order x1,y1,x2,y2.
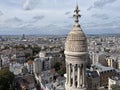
0,0,120,35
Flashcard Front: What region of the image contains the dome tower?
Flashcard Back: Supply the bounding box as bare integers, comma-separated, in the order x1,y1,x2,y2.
65,4,88,90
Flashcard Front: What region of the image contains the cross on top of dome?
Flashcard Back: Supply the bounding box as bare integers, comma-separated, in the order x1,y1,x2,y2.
73,3,81,27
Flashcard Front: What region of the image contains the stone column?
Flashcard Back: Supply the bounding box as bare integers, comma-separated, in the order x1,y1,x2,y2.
72,65,75,87
68,64,71,86
82,64,85,87
77,65,80,88
66,63,69,84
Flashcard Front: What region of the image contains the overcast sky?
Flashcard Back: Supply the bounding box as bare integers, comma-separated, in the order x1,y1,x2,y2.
0,0,120,35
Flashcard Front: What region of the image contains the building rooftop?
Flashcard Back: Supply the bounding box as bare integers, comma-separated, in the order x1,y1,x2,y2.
87,70,99,78
91,63,115,72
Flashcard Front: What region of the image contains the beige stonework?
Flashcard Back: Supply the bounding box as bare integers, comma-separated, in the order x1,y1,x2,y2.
65,4,88,90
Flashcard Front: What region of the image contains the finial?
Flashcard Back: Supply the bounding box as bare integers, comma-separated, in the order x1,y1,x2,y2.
73,2,81,27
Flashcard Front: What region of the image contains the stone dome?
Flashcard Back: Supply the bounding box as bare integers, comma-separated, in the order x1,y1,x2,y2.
65,25,87,53
65,5,87,54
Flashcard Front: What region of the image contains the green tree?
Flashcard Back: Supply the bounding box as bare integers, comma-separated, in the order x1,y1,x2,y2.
25,55,34,62
54,62,66,76
104,48,110,53
0,68,14,90
111,84,120,90
32,47,41,55
58,66,66,76
54,62,62,71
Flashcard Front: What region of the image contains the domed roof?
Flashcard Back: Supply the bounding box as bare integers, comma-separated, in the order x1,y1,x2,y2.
65,5,87,53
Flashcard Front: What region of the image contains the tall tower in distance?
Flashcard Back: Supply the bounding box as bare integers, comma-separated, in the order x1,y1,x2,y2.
64,3,88,90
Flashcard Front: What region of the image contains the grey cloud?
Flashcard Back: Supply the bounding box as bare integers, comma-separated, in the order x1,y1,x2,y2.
42,24,68,35
14,15,45,28
45,24,58,29
0,10,3,16
23,0,31,10
87,0,117,11
23,0,40,10
5,17,22,23
28,15,45,23
82,20,120,30
65,11,71,15
87,6,93,11
18,23,33,29
33,15,45,21
68,16,74,19
91,13,109,20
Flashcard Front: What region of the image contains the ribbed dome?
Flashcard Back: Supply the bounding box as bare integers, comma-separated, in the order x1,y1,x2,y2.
65,5,87,53
65,25,87,52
